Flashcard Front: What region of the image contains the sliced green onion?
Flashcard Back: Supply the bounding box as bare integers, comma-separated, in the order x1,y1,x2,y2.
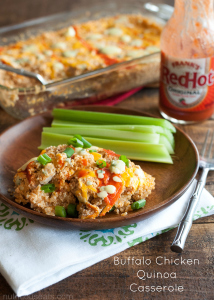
81,137,92,148
96,159,107,168
41,183,55,193
73,134,82,140
73,134,92,148
67,137,83,148
37,153,52,165
67,203,78,217
55,206,67,217
119,155,129,168
37,155,47,165
89,149,97,153
109,205,115,212
63,147,75,158
131,199,146,210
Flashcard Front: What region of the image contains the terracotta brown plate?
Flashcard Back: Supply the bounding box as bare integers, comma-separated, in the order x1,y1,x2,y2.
0,106,199,230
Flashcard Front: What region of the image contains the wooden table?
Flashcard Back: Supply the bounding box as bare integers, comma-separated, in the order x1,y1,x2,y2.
0,1,214,299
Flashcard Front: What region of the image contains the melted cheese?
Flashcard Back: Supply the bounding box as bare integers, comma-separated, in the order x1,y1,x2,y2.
97,170,105,179
0,15,161,87
121,168,135,187
110,160,126,174
91,152,102,161
105,28,123,36
97,191,108,199
134,168,145,179
99,46,122,55
17,157,38,172
76,182,88,202
100,185,116,194
65,26,76,37
113,176,122,182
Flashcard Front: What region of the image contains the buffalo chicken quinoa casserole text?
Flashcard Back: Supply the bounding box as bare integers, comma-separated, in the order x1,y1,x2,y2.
0,14,161,88
14,145,155,219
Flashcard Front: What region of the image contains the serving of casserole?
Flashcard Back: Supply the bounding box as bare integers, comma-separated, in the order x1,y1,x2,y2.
14,144,155,219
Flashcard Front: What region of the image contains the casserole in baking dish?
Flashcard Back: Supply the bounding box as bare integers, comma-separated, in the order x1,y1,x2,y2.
0,2,164,119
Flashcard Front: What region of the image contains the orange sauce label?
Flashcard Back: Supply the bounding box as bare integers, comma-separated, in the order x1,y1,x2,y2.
160,52,214,112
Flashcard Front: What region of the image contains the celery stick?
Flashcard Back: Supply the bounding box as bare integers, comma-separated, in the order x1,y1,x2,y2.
52,121,164,134
52,120,92,127
52,109,176,133
39,132,173,164
162,129,175,149
43,127,160,144
159,136,174,154
51,122,174,147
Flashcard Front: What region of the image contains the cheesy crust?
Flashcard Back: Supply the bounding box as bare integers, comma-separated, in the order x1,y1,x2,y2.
0,14,162,88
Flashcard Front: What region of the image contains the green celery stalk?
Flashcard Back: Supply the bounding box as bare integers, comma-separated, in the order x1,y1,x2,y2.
43,127,160,144
159,135,174,154
162,129,175,149
52,121,164,133
52,109,176,133
51,123,174,149
39,132,173,164
52,120,92,127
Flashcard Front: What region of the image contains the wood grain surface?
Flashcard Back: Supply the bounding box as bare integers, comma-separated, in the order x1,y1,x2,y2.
0,0,214,299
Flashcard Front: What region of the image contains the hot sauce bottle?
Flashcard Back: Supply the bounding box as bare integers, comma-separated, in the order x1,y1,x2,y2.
159,0,214,123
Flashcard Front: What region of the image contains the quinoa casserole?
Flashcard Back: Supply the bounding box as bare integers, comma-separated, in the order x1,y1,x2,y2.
0,14,162,118
0,14,161,88
14,145,155,219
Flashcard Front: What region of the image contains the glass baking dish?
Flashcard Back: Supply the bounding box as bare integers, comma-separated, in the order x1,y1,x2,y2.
0,1,165,119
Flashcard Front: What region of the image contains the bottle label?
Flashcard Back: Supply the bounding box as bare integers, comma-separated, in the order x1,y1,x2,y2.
160,52,214,111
